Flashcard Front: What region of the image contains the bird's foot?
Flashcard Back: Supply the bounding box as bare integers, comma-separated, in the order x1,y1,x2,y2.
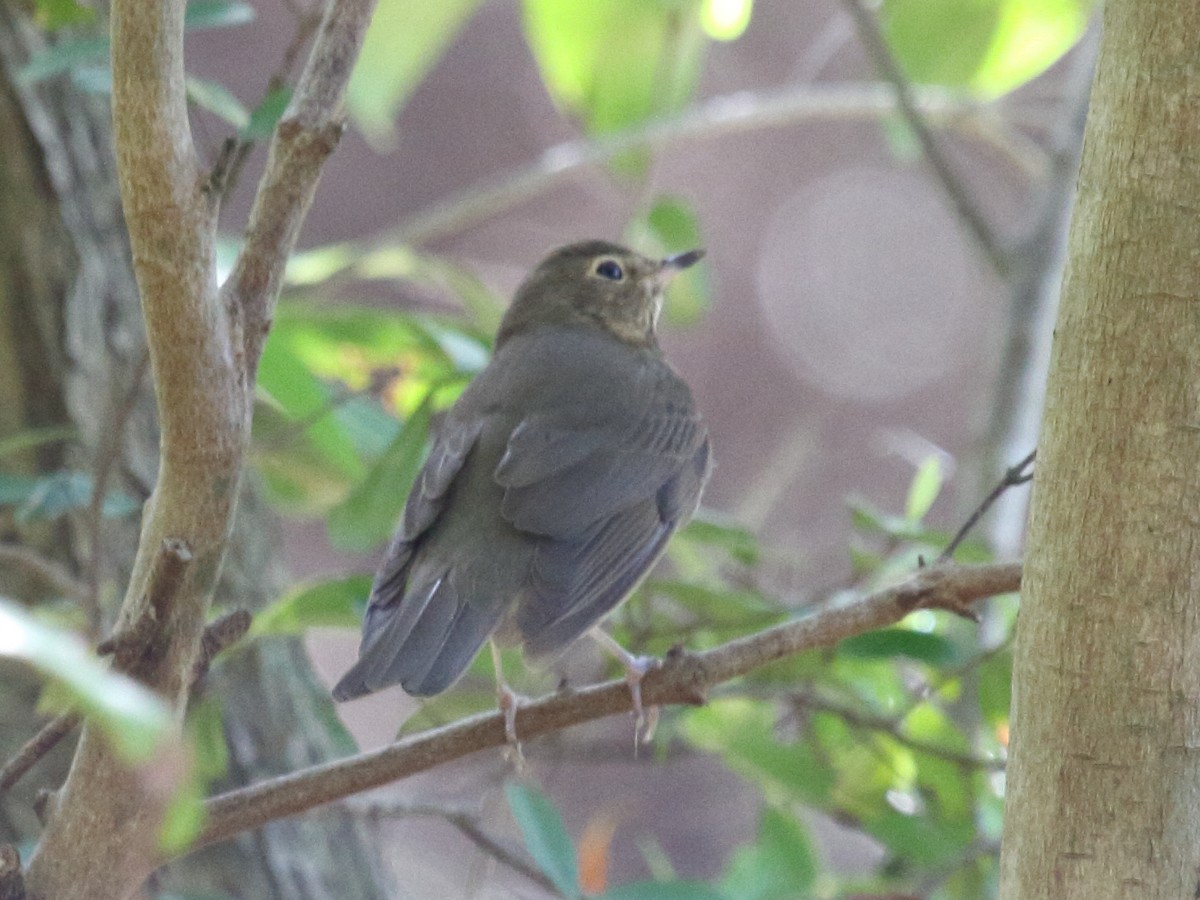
491,642,525,768
589,628,662,752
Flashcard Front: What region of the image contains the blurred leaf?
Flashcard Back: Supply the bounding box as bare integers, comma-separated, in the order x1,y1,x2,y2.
721,806,817,900
522,0,707,135
648,580,780,629
677,513,759,565
397,681,496,735
19,1,254,84
700,0,753,40
506,782,580,898
241,85,292,140
0,599,171,761
69,64,111,93
839,628,962,666
183,0,255,30
186,76,249,130
158,777,206,854
882,0,1091,98
626,196,712,328
327,394,433,551
0,470,139,523
32,0,96,29
602,882,729,900
0,425,76,460
684,700,835,805
186,694,229,782
348,0,485,143
904,455,944,522
251,576,371,636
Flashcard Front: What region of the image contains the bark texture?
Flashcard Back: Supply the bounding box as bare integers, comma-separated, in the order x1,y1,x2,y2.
0,8,389,898
998,3,1200,898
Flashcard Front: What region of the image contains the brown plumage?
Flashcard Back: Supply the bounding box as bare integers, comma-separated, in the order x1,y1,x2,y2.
333,240,711,702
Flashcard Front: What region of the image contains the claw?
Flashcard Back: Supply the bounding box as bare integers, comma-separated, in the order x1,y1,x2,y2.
491,642,525,768
589,628,662,750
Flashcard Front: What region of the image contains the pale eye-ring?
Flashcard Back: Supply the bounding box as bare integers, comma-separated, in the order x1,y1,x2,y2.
594,258,624,281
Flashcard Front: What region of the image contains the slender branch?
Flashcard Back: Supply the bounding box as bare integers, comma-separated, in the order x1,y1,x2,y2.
939,449,1036,562
0,714,80,796
195,561,1020,850
223,0,377,374
345,801,561,895
0,544,87,601
384,82,1019,249
840,0,1010,276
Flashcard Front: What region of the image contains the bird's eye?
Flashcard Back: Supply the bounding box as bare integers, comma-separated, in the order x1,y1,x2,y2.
594,259,624,281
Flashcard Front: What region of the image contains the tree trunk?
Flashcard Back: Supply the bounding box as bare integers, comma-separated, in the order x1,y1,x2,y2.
0,10,390,897
998,2,1200,898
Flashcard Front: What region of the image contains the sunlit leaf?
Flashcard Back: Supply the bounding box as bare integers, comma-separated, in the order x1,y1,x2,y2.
904,455,944,522
522,0,707,135
347,0,485,143
242,85,292,140
506,782,580,898
186,694,229,782
251,576,371,636
33,0,96,29
0,599,171,761
158,777,206,854
882,0,1092,98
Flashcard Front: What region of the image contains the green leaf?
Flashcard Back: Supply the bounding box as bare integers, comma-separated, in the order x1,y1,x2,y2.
158,777,206,854
882,0,1091,98
505,782,580,898
522,0,707,135
0,425,76,460
904,455,944,522
838,628,962,666
347,0,485,143
242,85,292,140
602,882,729,900
327,395,433,551
186,694,229,782
32,0,97,29
0,599,171,761
186,77,250,130
676,514,759,565
721,806,817,900
19,1,253,86
182,0,256,30
0,470,139,523
251,576,371,636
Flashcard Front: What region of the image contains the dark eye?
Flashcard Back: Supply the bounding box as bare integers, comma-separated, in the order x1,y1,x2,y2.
594,259,624,281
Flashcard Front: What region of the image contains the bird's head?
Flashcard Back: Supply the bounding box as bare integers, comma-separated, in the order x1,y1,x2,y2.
497,240,705,348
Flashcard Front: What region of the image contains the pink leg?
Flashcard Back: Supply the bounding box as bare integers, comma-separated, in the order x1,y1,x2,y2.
589,628,661,747
490,642,525,767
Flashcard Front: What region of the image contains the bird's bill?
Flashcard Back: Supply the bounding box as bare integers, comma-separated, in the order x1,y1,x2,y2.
655,249,706,284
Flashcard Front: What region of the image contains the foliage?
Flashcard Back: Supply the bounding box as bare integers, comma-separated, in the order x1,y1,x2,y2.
12,0,1069,893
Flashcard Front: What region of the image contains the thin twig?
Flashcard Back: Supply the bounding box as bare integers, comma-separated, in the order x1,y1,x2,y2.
223,0,377,376
840,0,1010,276
385,82,1020,250
0,544,87,601
791,693,1005,771
0,844,24,900
345,801,561,895
84,349,150,639
196,561,1020,850
939,450,1035,562
191,608,253,685
0,714,80,796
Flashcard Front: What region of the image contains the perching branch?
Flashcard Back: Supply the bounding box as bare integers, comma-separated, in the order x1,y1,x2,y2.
195,561,1020,851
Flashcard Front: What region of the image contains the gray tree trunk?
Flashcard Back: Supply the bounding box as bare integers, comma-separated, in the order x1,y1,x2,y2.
998,2,1200,897
0,9,391,897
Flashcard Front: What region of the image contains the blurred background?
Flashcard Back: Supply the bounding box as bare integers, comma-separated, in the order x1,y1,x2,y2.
0,0,1097,896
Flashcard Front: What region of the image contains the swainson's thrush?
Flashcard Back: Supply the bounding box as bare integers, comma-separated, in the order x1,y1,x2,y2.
333,241,712,740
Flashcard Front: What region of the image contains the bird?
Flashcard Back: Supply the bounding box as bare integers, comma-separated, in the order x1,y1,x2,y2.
332,240,712,746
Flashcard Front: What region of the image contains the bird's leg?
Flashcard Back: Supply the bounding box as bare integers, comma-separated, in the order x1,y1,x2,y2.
589,628,661,747
490,641,525,767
